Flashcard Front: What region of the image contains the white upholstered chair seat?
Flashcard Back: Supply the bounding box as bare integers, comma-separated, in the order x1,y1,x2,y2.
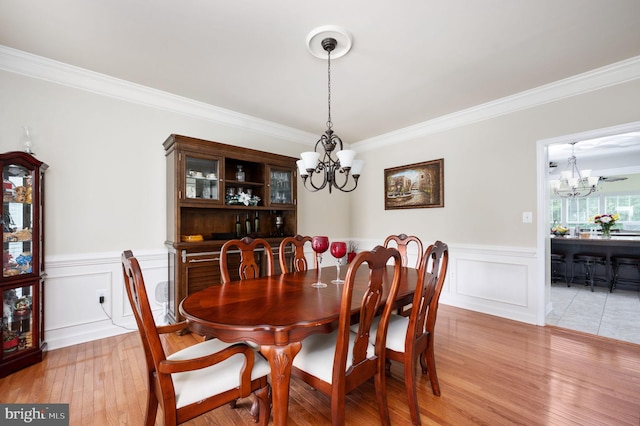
292,329,375,383
351,314,411,352
167,338,271,409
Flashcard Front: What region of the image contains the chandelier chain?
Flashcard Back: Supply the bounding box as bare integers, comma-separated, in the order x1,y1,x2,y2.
326,47,332,131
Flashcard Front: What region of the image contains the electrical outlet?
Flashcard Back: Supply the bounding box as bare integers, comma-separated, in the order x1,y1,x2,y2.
97,289,106,304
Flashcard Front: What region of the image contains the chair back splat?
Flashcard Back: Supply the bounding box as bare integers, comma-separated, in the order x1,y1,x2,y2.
121,250,271,425
291,245,402,425
384,233,424,268
279,234,317,273
220,236,274,284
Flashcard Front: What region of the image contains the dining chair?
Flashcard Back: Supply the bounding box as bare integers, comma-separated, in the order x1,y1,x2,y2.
384,233,424,268
220,236,274,284
121,250,271,425
360,240,449,426
291,245,402,425
278,234,317,273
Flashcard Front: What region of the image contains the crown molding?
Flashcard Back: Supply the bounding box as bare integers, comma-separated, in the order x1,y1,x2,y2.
352,55,640,151
0,45,318,145
1,45,639,151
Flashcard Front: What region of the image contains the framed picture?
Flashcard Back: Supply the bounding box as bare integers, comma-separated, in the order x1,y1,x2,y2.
384,159,444,210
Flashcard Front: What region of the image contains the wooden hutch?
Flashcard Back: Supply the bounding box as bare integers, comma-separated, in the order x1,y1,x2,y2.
164,135,298,322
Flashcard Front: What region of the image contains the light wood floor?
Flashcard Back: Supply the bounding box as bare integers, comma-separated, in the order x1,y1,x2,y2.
2,305,639,425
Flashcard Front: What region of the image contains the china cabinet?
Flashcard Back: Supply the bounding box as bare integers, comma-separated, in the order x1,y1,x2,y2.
1,151,47,377
164,135,298,322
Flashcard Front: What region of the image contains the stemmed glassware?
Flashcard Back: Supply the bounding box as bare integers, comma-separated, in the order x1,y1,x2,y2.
330,241,347,284
311,236,330,288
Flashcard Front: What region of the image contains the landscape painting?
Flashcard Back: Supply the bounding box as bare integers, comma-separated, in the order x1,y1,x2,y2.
384,159,444,210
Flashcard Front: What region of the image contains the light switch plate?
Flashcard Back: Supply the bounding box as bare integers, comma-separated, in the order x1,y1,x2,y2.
522,212,533,223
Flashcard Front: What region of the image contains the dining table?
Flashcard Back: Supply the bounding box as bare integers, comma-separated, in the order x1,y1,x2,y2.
179,265,419,426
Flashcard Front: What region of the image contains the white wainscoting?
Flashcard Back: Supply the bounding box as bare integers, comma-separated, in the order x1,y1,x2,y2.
44,249,168,350
357,240,540,325
43,242,539,350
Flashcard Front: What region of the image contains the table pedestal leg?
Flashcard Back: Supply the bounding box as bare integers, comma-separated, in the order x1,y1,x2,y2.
260,342,302,426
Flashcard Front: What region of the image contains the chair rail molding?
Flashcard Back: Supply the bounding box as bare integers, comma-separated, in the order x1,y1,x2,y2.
42,242,540,350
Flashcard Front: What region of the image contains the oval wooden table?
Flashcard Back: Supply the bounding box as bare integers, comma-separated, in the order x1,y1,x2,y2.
180,266,418,426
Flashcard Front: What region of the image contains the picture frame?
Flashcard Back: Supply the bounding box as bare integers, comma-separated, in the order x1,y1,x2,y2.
384,159,444,210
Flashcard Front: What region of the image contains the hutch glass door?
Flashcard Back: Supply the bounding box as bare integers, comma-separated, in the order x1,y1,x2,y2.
184,155,220,201
268,167,293,205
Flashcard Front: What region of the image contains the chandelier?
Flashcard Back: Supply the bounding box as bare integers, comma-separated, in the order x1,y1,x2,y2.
297,26,363,193
550,142,600,198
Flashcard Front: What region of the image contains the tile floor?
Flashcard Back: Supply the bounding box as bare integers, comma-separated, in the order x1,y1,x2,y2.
547,282,640,345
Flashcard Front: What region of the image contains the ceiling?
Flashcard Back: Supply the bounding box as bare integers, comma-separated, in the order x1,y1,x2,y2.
548,131,640,161
1,0,640,144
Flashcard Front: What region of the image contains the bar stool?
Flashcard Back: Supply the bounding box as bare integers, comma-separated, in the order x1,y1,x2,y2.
610,256,640,292
572,254,607,292
550,253,568,286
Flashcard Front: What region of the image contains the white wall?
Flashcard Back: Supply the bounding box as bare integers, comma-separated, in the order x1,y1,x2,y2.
0,63,351,348
0,70,353,255
350,78,640,324
2,49,639,349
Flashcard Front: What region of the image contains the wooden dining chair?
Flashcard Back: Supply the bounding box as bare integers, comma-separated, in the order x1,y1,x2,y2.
220,236,274,284
278,234,317,273
121,250,271,425
291,245,402,425
365,240,449,425
384,233,424,268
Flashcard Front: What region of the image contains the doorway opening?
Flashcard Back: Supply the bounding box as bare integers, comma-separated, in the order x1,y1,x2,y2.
536,121,640,344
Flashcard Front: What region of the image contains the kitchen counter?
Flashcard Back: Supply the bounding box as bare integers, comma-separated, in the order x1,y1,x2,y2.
551,235,640,244
551,236,640,290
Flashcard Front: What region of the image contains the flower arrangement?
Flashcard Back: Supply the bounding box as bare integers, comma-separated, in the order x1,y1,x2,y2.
226,191,261,206
591,213,619,238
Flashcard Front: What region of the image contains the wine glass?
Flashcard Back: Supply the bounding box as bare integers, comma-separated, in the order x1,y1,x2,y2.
311,236,330,288
330,242,347,284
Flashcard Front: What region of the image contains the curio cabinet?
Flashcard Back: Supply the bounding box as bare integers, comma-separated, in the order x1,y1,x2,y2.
1,151,47,377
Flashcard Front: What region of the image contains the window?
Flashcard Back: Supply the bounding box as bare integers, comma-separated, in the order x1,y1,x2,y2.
550,199,562,224
551,191,640,230
566,197,599,226
605,194,640,230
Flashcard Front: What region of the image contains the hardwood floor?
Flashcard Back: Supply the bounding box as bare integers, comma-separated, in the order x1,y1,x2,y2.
2,305,639,425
